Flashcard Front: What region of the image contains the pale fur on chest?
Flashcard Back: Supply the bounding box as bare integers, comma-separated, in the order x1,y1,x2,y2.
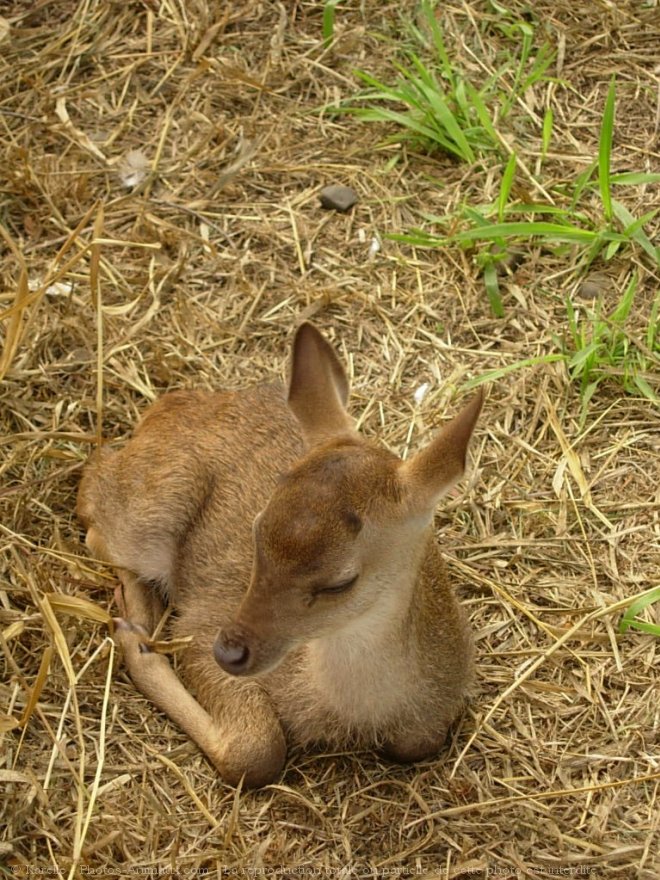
275,588,424,747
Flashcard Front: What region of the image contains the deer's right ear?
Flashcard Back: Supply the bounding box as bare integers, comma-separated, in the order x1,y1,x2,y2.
400,389,483,513
287,323,354,447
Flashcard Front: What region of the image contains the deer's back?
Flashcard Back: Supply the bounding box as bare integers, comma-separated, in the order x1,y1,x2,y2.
79,382,303,608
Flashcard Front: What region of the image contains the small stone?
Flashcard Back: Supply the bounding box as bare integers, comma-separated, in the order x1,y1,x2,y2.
319,184,358,213
577,273,611,299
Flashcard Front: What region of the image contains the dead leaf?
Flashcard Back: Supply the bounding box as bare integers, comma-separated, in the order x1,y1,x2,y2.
0,714,20,733
45,592,112,624
118,148,150,188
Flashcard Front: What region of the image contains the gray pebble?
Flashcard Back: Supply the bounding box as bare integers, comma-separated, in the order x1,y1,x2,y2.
577,273,610,299
319,184,358,213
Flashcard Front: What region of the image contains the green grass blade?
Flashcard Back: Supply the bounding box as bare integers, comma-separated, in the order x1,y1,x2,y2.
418,211,454,226
568,340,600,373
498,154,517,222
610,272,637,324
422,0,453,79
521,42,556,92
322,0,341,47
610,171,660,185
633,375,658,404
598,77,616,224
611,200,660,266
618,207,658,237
503,203,585,220
394,67,440,114
502,23,533,118
579,380,601,418
407,70,475,162
388,229,446,247
463,206,493,227
619,619,660,636
451,221,600,244
453,78,472,121
541,107,553,159
483,260,504,317
571,160,598,209
346,106,453,150
353,67,427,110
604,240,621,260
461,354,565,390
619,586,660,635
488,0,511,15
463,80,500,147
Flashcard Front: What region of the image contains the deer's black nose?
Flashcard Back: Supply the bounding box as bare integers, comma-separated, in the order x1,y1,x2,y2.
214,635,251,675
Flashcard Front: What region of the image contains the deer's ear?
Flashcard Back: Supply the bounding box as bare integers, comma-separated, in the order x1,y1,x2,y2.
400,389,483,511
287,323,354,446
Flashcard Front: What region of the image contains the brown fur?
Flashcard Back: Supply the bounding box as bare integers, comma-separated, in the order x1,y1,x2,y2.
77,323,483,787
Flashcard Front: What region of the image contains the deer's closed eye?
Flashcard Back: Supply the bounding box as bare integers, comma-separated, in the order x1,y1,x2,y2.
315,574,358,597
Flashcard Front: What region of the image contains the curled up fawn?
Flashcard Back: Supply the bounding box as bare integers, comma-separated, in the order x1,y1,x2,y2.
77,323,483,787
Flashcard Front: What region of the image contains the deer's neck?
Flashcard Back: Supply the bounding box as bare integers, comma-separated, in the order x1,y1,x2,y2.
304,528,432,729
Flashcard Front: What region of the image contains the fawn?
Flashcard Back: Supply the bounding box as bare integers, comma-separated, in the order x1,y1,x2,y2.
77,323,483,787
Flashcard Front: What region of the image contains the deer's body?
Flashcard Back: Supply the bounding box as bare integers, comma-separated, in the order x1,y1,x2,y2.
78,325,481,786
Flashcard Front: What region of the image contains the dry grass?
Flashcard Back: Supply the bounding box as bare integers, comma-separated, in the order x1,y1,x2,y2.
1,0,659,876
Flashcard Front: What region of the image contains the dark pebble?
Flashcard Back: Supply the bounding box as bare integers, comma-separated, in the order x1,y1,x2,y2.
577,274,610,299
319,184,358,213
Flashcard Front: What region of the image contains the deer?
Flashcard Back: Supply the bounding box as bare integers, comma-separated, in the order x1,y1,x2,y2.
77,322,483,788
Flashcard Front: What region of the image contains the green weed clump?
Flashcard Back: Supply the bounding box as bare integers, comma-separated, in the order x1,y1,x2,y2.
333,0,553,163
391,76,659,412
462,275,659,417
562,274,659,413
329,7,659,417
396,79,660,314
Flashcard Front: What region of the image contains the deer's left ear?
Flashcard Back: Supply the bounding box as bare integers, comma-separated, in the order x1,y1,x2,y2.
399,389,484,511
287,322,355,447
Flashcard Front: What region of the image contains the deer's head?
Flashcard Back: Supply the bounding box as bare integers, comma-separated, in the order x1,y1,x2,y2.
214,323,482,676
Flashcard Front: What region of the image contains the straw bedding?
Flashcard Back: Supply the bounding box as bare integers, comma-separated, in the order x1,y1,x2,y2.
1,1,658,876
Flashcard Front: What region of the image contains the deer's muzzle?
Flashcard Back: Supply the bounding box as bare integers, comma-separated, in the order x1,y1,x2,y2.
213,628,253,675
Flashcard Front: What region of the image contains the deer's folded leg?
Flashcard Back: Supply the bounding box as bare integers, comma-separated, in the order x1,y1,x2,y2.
113,572,285,788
